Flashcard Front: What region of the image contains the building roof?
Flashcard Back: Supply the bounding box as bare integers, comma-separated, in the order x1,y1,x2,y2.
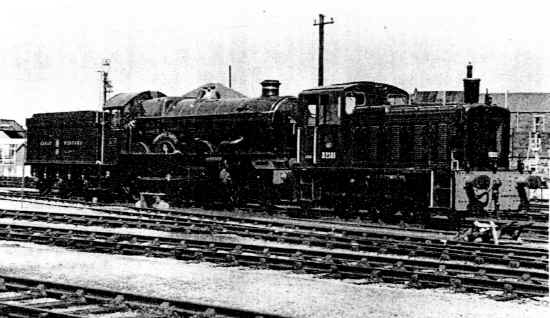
0,119,25,132
412,90,550,113
181,83,247,99
480,93,550,113
0,119,26,138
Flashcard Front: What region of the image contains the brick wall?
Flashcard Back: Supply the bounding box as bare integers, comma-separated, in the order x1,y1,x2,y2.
510,112,549,168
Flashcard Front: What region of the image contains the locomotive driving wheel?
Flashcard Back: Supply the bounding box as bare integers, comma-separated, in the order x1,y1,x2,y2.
153,140,177,154
131,142,150,154
151,132,179,154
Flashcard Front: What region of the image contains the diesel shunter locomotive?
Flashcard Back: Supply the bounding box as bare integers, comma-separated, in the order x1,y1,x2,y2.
292,64,521,221
25,64,530,221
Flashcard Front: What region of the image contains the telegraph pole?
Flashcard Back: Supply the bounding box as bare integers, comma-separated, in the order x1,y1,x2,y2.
97,59,113,165
228,65,232,88
99,59,113,107
314,14,334,86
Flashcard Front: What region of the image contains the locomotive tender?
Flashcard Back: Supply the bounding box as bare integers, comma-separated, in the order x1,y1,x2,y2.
25,64,529,220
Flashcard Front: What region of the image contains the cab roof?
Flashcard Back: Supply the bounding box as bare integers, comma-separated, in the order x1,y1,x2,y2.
300,81,409,97
104,91,166,109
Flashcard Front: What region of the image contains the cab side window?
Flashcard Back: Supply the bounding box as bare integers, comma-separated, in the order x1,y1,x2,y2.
110,109,122,127
355,93,366,106
366,94,378,105
320,94,339,125
344,91,366,114
304,94,318,126
304,93,340,125
345,92,356,115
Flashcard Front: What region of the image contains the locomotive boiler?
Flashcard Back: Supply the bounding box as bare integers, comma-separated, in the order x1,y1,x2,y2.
99,81,297,205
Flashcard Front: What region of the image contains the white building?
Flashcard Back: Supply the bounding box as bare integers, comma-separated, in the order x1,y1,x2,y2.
0,119,27,177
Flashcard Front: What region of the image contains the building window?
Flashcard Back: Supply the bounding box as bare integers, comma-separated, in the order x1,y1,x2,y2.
533,115,545,133
9,144,15,159
0,144,16,164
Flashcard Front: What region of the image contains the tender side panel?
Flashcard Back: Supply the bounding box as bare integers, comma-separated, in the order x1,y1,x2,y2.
26,111,110,164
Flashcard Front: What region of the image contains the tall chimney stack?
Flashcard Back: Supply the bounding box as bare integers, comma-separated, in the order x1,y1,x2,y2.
463,62,480,104
260,80,281,97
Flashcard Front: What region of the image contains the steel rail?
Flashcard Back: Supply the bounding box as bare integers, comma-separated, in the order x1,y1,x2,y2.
0,274,287,318
0,208,547,269
0,223,547,298
1,193,547,237
1,194,546,252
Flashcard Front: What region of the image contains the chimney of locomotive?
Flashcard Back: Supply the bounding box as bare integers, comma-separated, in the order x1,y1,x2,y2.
260,80,281,97
463,62,480,104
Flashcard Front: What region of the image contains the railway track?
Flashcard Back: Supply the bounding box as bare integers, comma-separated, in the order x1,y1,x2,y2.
0,208,547,270
0,274,285,318
1,192,547,239
1,193,547,243
0,193,464,239
0,222,547,298
472,209,549,223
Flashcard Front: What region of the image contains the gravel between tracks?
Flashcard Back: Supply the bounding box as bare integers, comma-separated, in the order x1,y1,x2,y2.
0,218,306,249
0,199,113,217
0,241,548,318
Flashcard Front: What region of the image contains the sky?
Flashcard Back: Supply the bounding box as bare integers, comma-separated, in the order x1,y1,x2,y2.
1,0,549,126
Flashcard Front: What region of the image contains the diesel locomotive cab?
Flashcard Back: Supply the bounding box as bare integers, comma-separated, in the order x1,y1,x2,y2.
297,82,409,167
298,90,341,166
295,82,413,214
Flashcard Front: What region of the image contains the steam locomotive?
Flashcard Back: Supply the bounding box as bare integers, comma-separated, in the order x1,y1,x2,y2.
26,64,530,221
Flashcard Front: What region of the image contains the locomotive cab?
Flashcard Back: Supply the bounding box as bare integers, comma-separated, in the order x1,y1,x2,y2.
103,90,167,153
297,82,409,167
295,82,414,215
298,90,341,166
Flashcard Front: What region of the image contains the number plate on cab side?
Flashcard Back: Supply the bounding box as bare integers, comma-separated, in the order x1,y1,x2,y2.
321,152,336,159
